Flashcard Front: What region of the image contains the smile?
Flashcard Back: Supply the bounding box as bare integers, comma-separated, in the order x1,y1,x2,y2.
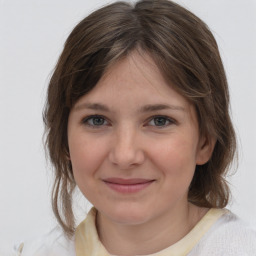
103,178,155,194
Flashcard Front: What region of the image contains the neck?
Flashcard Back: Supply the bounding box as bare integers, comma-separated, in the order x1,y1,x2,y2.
96,203,208,256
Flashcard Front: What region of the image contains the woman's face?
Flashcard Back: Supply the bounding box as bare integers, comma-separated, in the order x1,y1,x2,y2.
68,51,212,225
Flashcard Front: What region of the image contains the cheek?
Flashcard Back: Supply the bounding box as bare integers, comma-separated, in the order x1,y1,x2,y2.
151,139,197,203
150,136,198,179
68,135,107,184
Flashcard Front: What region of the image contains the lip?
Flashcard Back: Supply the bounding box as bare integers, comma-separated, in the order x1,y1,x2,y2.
103,178,155,193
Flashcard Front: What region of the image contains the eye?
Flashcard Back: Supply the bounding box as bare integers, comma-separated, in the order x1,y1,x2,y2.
82,115,109,127
147,116,175,127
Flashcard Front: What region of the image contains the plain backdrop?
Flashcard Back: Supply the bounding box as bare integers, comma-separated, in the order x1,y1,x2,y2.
1,0,256,245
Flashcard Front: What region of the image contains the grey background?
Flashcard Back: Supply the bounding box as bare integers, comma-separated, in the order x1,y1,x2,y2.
1,0,256,244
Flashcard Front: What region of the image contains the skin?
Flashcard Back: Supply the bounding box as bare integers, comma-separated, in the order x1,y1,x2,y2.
68,51,215,255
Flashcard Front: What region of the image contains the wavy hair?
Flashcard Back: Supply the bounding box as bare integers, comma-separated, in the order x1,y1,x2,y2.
43,0,236,238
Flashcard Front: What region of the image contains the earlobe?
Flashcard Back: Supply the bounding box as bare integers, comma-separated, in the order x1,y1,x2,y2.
196,135,216,165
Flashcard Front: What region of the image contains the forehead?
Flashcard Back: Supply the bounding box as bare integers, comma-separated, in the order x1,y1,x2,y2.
77,51,191,109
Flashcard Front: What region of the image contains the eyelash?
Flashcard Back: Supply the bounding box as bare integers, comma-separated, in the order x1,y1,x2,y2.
147,115,176,128
82,115,109,128
81,115,176,129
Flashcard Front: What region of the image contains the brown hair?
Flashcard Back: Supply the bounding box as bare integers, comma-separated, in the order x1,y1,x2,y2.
43,0,236,238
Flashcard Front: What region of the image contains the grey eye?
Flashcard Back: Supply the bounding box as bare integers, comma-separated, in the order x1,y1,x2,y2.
153,117,168,126
147,116,175,127
82,115,108,127
90,117,105,126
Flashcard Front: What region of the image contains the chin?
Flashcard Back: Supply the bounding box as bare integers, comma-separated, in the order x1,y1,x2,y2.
103,204,152,225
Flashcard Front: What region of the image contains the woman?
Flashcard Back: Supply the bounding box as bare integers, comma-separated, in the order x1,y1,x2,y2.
13,0,256,255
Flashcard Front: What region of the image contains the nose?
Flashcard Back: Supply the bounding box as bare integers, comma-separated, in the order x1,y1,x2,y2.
108,126,145,170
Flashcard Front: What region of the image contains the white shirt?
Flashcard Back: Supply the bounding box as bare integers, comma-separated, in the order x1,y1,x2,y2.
7,208,256,256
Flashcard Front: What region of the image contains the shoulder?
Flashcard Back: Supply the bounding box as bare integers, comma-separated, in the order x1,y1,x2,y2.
12,226,76,256
190,209,256,255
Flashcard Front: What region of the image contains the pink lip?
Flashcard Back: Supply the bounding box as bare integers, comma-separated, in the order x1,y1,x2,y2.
103,178,155,193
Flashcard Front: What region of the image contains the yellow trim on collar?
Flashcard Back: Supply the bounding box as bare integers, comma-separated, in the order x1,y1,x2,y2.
75,207,227,256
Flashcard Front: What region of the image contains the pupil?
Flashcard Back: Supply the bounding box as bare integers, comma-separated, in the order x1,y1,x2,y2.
93,117,104,125
155,117,166,126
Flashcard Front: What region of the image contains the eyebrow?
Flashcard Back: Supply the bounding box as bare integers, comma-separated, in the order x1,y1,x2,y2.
140,104,185,112
74,103,110,111
74,103,185,112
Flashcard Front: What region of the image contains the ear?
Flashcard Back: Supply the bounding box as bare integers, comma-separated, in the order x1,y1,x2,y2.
65,147,71,160
196,135,216,165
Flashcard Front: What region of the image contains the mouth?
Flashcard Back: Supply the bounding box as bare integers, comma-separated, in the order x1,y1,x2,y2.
102,178,155,194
